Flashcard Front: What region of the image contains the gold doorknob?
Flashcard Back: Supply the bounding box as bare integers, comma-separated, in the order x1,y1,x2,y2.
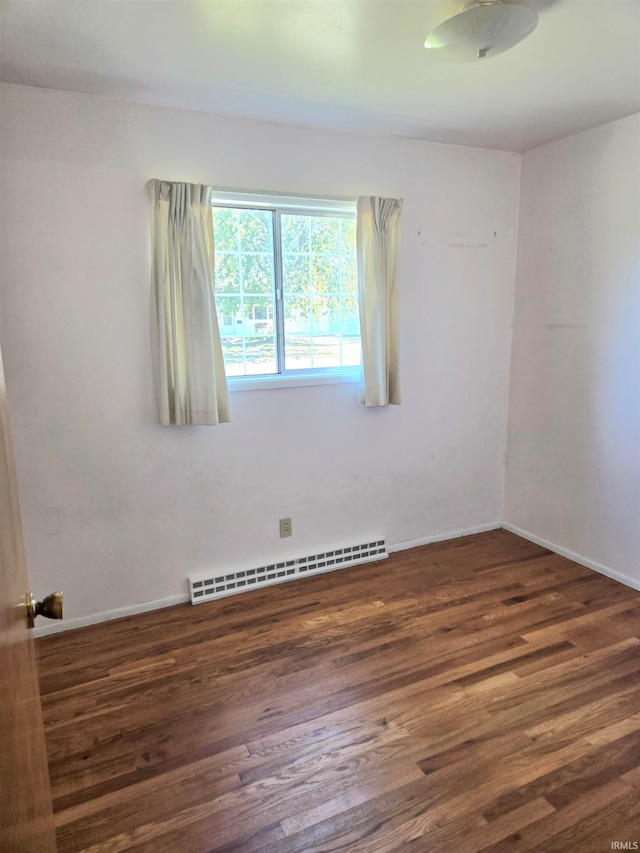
26,591,63,629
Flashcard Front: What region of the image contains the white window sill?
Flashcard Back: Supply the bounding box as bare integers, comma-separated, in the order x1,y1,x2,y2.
227,370,360,392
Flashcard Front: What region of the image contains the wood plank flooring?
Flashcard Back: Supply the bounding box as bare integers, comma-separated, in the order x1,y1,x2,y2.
36,529,640,852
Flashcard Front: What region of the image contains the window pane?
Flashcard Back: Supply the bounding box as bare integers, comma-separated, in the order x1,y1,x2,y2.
313,256,341,294
284,335,312,370
219,334,278,377
341,253,358,294
282,253,308,295
213,207,238,253
339,296,361,367
311,216,340,253
281,213,360,372
310,297,339,368
281,215,308,254
242,254,274,294
214,253,240,293
214,207,277,376
341,217,356,254
237,208,272,253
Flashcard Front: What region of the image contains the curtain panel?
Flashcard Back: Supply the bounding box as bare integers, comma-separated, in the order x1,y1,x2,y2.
149,180,230,426
356,196,403,407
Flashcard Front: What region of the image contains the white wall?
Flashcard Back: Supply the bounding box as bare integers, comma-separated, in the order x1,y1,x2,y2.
0,84,520,622
505,114,640,588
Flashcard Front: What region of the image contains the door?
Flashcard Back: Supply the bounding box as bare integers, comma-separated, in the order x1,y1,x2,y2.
0,340,57,852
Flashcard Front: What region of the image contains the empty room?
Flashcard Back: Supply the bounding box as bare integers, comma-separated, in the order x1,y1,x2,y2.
1,1,639,851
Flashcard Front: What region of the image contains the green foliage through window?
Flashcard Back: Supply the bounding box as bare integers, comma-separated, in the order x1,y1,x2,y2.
213,200,360,377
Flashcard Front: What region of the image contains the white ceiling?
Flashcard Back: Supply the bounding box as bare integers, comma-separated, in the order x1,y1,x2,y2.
1,0,639,152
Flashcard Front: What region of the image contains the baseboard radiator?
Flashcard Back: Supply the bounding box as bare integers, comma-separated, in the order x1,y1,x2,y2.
189,536,387,605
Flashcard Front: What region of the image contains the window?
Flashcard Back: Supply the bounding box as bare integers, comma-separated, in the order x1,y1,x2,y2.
212,191,360,387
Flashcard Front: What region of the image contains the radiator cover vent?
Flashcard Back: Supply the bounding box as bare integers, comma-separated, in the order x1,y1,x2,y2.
189,537,387,605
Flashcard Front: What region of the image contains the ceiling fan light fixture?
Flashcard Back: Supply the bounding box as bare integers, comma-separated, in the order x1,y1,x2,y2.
424,1,539,62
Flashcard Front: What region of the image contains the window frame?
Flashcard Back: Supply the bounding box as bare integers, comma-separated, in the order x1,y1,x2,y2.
211,190,360,391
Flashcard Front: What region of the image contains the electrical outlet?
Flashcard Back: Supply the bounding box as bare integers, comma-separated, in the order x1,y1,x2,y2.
279,517,292,538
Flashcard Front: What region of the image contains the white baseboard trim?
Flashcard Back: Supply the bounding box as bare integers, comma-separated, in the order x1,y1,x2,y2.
33,593,190,638
43,519,632,637
35,525,502,636
389,521,502,554
502,522,640,593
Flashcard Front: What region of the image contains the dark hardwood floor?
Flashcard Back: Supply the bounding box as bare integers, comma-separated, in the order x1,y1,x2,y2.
36,529,640,852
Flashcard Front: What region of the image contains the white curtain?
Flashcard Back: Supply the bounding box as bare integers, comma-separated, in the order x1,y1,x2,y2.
356,196,402,407
149,180,230,426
